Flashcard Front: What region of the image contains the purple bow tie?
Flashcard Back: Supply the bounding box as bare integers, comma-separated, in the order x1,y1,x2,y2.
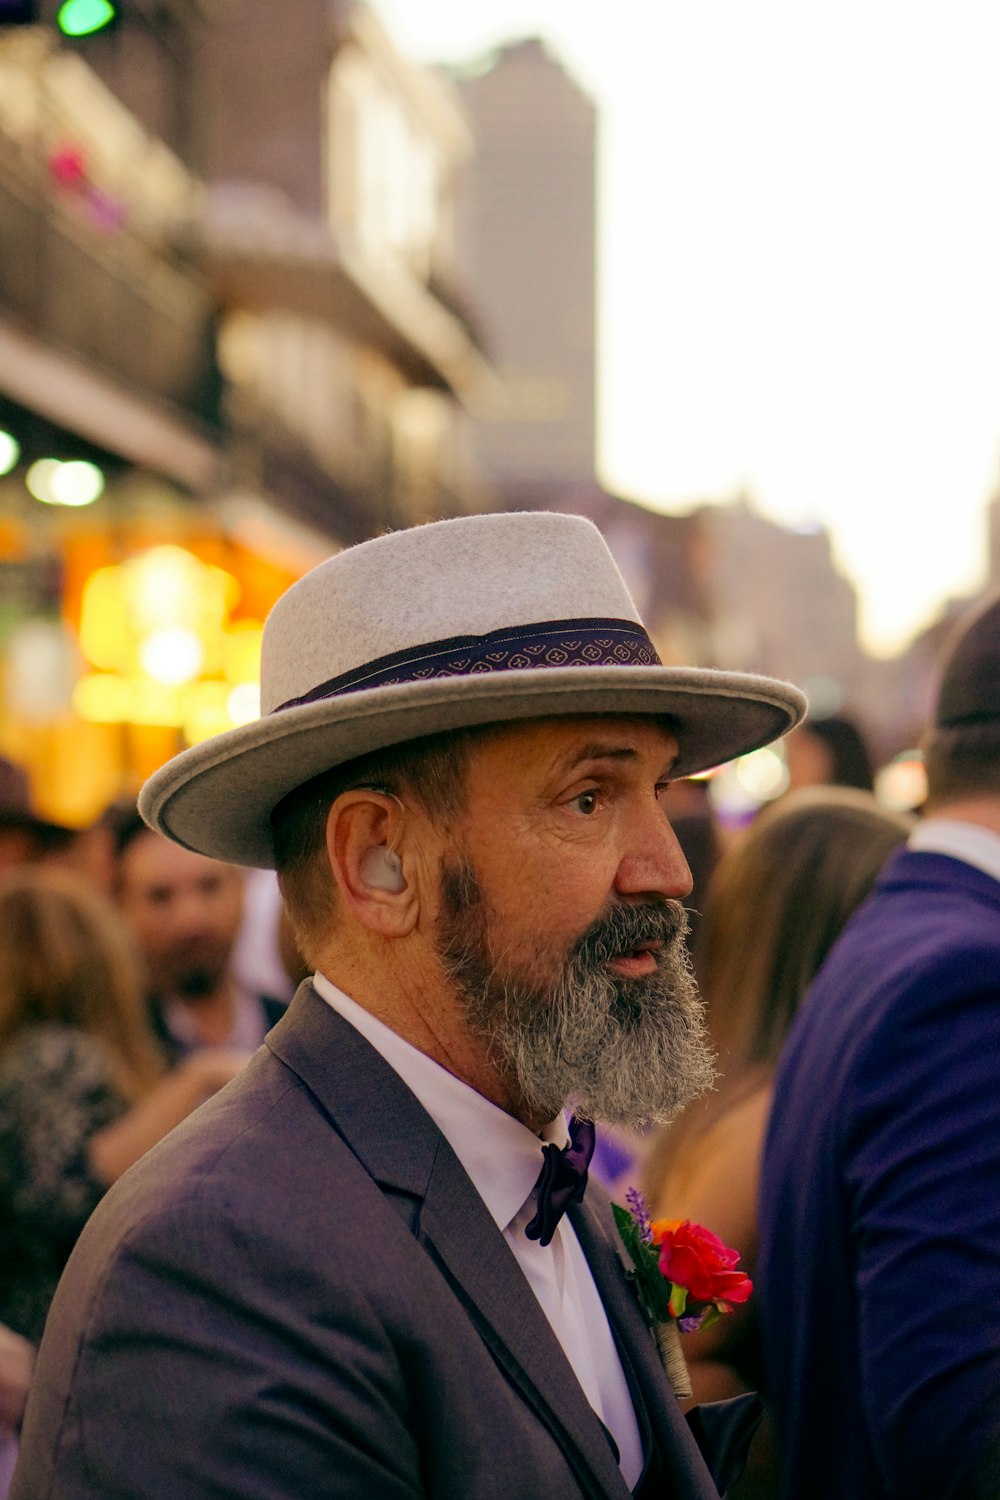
524,1115,596,1247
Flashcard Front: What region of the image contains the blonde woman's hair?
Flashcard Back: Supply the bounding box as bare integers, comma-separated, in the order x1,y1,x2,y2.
698,786,914,1069
0,867,163,1099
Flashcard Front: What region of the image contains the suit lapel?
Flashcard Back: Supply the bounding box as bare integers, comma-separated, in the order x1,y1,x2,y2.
570,1193,723,1500
267,987,631,1500
419,1146,632,1500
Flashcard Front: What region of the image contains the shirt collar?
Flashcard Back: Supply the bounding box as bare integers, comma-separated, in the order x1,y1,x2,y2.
311,971,568,1232
908,817,1000,884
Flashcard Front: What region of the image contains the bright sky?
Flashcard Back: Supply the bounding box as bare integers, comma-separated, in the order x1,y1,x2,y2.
372,1,1000,655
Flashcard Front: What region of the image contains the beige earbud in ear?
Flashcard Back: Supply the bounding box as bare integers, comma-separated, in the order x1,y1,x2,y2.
358,787,406,893
361,846,404,892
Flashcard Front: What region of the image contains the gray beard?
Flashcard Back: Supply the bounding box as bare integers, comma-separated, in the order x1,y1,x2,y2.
435,860,716,1128
172,965,220,1001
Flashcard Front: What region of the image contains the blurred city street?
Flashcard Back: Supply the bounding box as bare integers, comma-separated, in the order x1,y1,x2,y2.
0,1,996,829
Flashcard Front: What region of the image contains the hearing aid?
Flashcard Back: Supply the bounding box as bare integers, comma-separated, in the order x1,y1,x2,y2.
361,845,404,892
358,788,406,893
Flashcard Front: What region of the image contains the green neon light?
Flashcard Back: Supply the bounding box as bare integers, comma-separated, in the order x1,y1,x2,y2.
57,0,117,37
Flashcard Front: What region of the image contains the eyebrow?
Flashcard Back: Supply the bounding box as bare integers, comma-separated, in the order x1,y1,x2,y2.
566,742,680,775
569,743,638,767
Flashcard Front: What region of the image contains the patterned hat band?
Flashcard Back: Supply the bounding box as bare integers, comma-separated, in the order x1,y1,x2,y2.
273,617,662,713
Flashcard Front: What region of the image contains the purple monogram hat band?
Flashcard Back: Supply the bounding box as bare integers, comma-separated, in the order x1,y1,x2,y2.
273,617,662,714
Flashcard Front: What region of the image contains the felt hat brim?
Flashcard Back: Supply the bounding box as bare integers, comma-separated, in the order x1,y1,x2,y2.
140,663,805,868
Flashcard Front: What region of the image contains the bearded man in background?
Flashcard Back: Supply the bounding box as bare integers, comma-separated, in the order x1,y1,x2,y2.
113,811,286,1061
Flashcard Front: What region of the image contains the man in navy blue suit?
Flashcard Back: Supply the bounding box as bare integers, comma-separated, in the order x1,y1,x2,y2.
760,591,1000,1500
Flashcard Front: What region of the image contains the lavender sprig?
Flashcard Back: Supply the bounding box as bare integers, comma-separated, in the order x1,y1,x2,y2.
624,1186,654,1245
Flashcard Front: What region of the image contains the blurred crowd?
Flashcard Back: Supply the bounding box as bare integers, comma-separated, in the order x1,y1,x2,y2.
0,766,308,1491
1,588,998,1500
0,699,893,1483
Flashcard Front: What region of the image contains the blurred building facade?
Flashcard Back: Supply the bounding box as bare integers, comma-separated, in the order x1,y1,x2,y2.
188,0,493,542
452,37,597,488
0,20,229,822
0,5,952,829
697,498,861,700
0,0,491,824
446,37,722,683
69,0,492,541
446,32,893,768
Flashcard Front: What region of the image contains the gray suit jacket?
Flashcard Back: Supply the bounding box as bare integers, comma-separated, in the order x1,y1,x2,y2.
14,983,725,1499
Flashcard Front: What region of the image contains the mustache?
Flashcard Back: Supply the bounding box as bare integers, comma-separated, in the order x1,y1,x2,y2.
573,898,689,968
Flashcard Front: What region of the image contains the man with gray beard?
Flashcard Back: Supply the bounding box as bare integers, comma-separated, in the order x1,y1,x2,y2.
437,853,711,1130
14,513,804,1500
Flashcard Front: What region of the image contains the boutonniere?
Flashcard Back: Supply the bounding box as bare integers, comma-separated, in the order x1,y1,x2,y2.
612,1189,753,1399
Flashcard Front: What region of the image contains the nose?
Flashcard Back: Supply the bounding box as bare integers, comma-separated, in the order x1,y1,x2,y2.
614,801,693,902
171,890,215,938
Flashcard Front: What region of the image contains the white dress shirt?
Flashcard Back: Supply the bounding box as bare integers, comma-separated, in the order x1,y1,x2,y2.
909,817,1000,884
312,971,645,1488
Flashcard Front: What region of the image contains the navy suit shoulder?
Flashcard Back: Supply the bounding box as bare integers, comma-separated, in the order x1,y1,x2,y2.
760,848,1000,1500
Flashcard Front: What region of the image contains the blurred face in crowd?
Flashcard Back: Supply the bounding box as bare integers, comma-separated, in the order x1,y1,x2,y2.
117,830,244,1001
783,725,835,790
0,826,36,874
429,716,715,1127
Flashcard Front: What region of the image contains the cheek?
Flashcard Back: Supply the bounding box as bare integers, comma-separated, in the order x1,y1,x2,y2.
487,857,612,959
536,833,620,905
214,895,243,933
133,906,166,943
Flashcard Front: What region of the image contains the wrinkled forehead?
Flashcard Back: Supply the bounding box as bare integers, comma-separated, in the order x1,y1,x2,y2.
457,715,683,801
472,712,681,763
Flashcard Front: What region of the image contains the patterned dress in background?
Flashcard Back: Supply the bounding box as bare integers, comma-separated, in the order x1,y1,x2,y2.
0,1026,126,1344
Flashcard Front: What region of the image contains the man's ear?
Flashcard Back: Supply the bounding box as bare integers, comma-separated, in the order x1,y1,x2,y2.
326,790,418,937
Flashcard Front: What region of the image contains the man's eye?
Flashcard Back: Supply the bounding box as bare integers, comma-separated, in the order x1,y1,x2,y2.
573,790,600,815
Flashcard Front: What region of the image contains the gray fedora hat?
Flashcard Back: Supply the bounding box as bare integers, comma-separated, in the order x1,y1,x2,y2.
140,511,807,867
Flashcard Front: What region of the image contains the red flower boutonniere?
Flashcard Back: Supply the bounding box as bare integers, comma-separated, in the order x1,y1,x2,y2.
613,1189,753,1397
